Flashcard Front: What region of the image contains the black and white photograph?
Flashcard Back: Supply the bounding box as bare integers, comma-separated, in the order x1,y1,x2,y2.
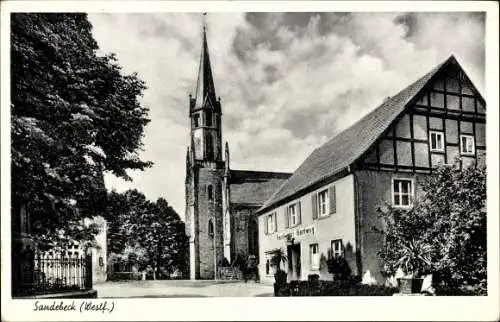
1,1,499,321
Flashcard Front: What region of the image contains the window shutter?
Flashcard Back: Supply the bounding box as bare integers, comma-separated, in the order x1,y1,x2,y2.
297,201,302,225
329,186,336,214
264,216,268,235
311,194,318,220
274,213,277,232
284,207,289,229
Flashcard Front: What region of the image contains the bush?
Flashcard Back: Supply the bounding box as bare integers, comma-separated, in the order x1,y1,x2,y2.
107,272,142,281
326,256,352,280
376,163,486,294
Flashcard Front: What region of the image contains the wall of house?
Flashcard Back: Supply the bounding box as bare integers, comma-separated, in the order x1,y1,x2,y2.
354,170,429,284
258,174,356,284
355,64,486,284
360,62,486,172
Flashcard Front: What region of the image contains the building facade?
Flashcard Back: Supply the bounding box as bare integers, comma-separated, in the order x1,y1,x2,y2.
256,56,486,284
184,26,291,280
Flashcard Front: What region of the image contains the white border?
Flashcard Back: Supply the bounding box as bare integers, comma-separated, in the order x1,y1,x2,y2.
1,1,499,321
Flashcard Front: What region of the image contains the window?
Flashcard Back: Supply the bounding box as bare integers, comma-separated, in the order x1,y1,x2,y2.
207,184,213,200
310,244,320,270
208,219,214,238
266,259,270,275
194,114,200,128
393,179,413,207
331,239,343,258
429,131,444,152
312,186,336,220
317,189,329,217
99,256,104,267
288,204,298,227
205,110,213,127
266,213,276,234
205,134,214,159
460,135,475,155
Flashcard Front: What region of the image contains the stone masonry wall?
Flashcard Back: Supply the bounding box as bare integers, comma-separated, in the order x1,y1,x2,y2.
197,166,225,279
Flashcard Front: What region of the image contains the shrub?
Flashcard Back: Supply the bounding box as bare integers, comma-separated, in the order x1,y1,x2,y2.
276,280,397,296
376,163,486,294
326,255,352,280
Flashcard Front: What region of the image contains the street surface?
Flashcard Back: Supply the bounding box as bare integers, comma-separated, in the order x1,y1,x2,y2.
94,280,274,298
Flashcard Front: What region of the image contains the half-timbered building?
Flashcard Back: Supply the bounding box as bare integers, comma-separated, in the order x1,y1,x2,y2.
256,55,486,284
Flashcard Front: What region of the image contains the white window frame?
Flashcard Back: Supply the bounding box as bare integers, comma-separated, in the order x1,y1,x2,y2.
392,178,414,208
310,243,320,270
460,134,475,156
288,203,298,227
267,213,276,234
331,239,343,258
317,189,329,217
429,131,445,152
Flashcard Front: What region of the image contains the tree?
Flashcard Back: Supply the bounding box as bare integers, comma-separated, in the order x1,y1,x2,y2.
11,13,151,248
105,189,150,255
105,190,188,279
134,198,188,279
377,162,486,294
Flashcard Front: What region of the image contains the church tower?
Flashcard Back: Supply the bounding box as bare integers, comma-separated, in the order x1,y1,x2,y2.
185,16,225,279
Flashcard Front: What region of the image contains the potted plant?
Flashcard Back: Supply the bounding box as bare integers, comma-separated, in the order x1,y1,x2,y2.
377,205,433,294
269,248,288,293
380,237,433,294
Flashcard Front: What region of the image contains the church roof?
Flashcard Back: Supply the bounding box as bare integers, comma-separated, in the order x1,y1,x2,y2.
258,55,465,214
193,26,218,111
229,170,292,207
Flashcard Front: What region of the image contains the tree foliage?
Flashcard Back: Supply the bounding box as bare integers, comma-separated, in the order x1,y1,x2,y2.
11,13,151,247
105,190,188,277
377,163,487,294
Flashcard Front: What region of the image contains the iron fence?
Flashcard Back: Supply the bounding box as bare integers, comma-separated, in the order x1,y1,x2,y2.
13,252,92,297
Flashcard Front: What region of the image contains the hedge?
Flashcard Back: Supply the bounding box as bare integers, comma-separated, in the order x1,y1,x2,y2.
275,280,398,296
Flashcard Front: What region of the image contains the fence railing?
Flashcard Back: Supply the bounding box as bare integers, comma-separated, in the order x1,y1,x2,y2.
13,252,92,297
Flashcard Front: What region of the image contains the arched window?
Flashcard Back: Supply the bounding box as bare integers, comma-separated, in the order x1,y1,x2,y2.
205,110,213,127
208,219,214,238
205,133,214,160
207,184,213,200
193,114,200,128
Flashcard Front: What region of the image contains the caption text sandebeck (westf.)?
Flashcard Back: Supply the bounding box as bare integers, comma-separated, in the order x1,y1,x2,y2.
33,300,115,313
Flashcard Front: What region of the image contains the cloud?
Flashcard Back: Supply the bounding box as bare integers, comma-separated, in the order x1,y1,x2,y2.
88,12,485,219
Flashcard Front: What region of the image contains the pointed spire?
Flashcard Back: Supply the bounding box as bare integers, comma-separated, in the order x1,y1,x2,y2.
194,13,217,111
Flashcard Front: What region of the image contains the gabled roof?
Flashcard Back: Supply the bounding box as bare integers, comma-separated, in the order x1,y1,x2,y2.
258,55,477,214
229,170,292,207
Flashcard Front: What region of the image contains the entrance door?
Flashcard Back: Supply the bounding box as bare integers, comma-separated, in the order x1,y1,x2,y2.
287,244,301,280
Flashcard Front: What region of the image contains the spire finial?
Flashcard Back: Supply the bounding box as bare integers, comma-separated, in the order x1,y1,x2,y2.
202,12,207,32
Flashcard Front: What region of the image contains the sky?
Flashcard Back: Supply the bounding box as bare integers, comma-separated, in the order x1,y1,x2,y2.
87,12,485,219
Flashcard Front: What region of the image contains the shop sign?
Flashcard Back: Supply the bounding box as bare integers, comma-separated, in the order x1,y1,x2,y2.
276,224,316,240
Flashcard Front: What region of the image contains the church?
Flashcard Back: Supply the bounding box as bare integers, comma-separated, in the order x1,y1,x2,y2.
184,24,291,279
